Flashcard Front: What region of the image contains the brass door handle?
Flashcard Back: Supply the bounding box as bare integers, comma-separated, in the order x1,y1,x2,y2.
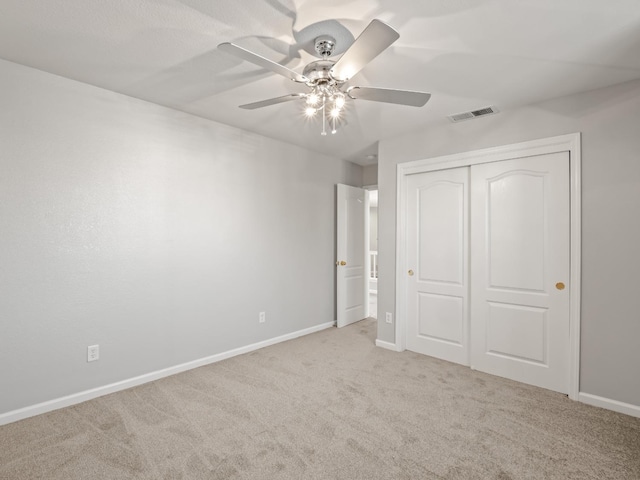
408,269,414,276
556,282,565,290
336,261,347,266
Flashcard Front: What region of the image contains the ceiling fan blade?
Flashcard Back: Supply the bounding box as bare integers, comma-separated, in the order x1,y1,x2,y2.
330,20,400,82
218,42,308,83
239,93,305,110
346,86,431,107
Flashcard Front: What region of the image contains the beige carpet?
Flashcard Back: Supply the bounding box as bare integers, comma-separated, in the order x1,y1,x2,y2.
1,318,639,479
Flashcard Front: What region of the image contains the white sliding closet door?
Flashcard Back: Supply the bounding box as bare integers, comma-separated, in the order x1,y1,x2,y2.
470,152,570,393
405,168,469,366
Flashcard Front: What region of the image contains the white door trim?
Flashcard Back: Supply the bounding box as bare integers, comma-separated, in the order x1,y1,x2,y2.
395,133,581,400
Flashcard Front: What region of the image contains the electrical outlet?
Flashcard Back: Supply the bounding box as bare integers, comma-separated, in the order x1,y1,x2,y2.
385,312,393,324
259,311,266,323
87,345,99,362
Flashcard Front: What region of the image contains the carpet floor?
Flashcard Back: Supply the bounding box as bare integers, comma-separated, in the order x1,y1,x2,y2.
1,318,639,479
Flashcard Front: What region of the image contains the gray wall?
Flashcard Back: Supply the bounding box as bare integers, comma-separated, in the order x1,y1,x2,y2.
0,59,362,415
362,165,378,187
377,79,640,407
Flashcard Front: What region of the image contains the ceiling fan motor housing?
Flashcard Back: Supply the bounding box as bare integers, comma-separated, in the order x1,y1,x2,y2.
302,60,339,86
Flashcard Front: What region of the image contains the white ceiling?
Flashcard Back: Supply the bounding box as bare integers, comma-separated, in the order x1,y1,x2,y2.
1,0,639,166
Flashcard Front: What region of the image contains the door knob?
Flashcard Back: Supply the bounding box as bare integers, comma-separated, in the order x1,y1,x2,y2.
556,282,565,290
408,269,414,276
340,261,347,266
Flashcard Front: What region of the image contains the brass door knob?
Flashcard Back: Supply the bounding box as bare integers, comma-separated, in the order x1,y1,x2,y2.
340,261,347,266
556,282,565,290
408,269,414,276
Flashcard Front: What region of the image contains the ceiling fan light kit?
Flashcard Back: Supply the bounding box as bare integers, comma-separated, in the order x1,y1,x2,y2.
218,19,430,136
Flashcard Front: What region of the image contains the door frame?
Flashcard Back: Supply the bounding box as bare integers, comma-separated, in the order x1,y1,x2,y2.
395,133,581,400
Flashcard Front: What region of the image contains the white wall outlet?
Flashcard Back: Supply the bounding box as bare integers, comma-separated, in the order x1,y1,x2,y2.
259,311,266,323
87,344,99,362
385,312,393,324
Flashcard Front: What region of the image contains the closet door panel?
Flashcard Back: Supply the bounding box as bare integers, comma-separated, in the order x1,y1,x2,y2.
405,167,469,366
470,152,570,394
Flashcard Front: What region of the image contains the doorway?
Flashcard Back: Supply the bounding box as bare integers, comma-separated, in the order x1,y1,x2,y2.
368,189,378,319
335,184,378,326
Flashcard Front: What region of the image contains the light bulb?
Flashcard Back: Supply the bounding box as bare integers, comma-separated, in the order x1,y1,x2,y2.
307,93,319,106
330,108,340,118
305,107,316,117
335,94,346,109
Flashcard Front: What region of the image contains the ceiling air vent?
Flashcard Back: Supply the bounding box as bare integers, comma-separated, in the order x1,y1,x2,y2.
448,106,499,123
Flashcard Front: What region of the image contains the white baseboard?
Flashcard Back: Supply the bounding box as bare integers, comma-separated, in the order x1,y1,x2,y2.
375,339,403,352
0,321,335,427
578,392,640,418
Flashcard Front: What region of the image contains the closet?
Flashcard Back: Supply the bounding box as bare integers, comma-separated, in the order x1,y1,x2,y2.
402,148,572,394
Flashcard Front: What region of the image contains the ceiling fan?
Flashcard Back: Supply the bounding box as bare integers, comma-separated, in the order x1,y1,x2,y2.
218,19,431,135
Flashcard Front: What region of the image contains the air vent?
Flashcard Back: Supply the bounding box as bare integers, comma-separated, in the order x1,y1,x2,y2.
448,106,499,123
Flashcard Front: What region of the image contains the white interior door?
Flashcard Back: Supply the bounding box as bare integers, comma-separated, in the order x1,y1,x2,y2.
336,184,369,328
470,152,570,393
405,168,469,365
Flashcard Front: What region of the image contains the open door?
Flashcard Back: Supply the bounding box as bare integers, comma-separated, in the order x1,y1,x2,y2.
336,184,369,327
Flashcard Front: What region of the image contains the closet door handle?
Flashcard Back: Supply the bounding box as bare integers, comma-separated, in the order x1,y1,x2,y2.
408,270,414,276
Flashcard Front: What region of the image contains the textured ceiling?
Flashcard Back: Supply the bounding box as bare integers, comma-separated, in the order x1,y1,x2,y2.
1,0,639,165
